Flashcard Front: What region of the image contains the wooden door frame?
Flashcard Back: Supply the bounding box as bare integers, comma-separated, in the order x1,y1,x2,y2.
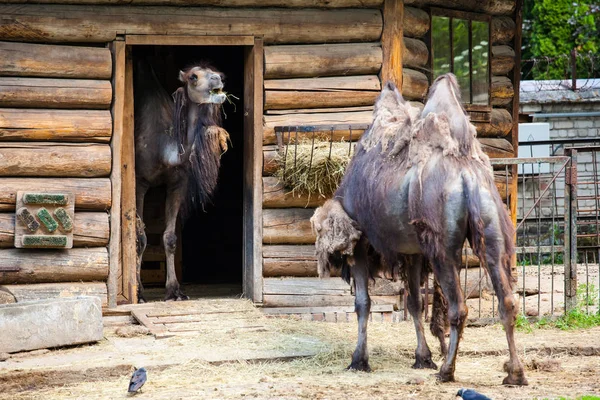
108,35,263,305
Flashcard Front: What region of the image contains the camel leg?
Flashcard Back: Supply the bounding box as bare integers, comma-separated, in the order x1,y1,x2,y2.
348,239,371,372
430,279,449,358
163,183,188,301
135,181,150,303
431,254,467,383
484,235,528,385
407,255,437,369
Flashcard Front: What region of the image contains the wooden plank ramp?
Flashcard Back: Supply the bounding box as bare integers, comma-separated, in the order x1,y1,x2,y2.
124,299,266,339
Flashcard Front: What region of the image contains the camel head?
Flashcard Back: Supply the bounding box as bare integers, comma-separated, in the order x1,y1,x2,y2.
179,66,227,105
311,199,362,279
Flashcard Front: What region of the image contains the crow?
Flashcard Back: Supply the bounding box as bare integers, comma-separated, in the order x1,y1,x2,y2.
128,367,147,393
456,388,492,400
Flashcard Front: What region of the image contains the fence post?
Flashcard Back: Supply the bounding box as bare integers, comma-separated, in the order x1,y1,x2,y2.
564,148,578,312
571,48,577,91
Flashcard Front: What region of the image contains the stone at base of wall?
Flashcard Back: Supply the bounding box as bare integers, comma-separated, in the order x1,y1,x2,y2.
0,297,103,354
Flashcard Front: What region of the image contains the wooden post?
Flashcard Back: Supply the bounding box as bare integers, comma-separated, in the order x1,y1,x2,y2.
510,0,523,279
108,40,123,308
243,37,264,303
120,44,137,304
381,0,403,89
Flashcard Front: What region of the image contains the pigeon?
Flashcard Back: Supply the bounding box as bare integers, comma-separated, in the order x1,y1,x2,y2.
128,367,147,393
456,388,492,400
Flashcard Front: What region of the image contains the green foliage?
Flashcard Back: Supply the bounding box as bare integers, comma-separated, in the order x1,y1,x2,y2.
515,283,600,332
523,0,599,79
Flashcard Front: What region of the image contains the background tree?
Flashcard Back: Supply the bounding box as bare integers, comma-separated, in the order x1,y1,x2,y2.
522,0,599,80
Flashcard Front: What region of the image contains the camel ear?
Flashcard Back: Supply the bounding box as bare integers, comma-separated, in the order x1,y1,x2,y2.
178,70,186,83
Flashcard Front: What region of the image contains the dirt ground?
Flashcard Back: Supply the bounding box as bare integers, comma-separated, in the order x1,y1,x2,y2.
1,303,599,400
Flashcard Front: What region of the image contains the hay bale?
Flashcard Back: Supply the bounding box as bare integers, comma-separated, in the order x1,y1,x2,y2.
276,139,355,197
115,325,150,338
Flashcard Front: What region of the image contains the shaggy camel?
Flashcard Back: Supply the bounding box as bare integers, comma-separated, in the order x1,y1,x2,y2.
311,74,527,385
134,59,230,302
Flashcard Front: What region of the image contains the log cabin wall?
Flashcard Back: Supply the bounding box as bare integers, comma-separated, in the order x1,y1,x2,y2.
0,41,112,307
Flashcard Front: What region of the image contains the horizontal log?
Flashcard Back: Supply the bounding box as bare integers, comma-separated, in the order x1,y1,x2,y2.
266,106,374,115
473,108,512,138
0,6,382,45
0,41,111,79
0,247,109,284
479,137,514,158
263,111,372,145
0,143,111,177
0,178,111,211
264,43,382,80
264,76,381,91
403,7,429,38
1,0,383,7
403,37,428,69
491,17,516,45
265,90,378,110
491,76,514,106
263,177,327,208
0,282,108,307
404,0,515,15
0,108,112,142
263,208,315,244
263,293,398,307
0,78,112,109
402,68,429,101
0,212,109,248
491,45,515,76
264,277,350,296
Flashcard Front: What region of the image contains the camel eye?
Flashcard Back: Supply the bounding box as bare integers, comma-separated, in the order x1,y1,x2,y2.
190,74,198,82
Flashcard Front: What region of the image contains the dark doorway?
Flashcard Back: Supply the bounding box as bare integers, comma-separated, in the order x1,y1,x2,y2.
132,45,244,299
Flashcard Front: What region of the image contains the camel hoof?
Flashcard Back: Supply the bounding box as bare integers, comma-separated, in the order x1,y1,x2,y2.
435,370,455,383
347,360,371,372
413,357,437,370
164,291,189,302
502,374,528,386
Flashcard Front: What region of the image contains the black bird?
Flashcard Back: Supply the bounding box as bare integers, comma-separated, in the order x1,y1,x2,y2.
128,367,147,393
456,388,492,400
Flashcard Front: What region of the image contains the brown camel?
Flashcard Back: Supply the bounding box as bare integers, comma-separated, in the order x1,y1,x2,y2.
311,73,527,385
134,59,230,302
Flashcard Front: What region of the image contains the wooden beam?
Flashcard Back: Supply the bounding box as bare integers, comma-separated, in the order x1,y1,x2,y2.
0,78,112,109
403,37,428,69
0,108,112,143
120,44,137,304
264,43,382,79
491,16,516,45
510,0,524,233
402,68,428,100
0,5,383,45
2,0,384,7
263,177,326,209
108,39,124,309
125,35,255,46
492,45,515,76
404,0,515,15
0,41,111,79
263,111,372,145
0,282,108,307
403,7,430,38
263,208,315,244
0,178,111,211
381,0,403,89
0,212,109,248
473,108,513,138
0,247,109,284
264,76,381,91
243,37,264,303
265,90,378,111
491,76,514,106
0,143,111,177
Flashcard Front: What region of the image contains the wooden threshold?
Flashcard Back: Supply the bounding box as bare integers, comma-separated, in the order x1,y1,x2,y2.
125,35,255,46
